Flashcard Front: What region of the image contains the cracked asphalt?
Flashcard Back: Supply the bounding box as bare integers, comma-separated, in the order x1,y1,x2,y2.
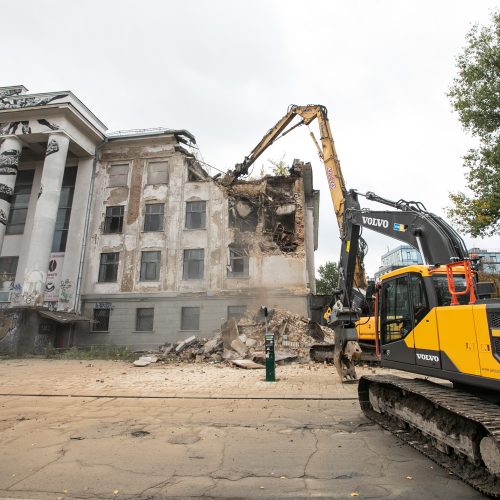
0,360,482,499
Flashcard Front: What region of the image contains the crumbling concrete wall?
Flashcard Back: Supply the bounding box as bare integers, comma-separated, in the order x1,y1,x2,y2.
76,138,316,349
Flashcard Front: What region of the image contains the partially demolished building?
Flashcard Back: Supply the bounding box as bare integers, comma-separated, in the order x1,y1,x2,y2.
0,85,319,353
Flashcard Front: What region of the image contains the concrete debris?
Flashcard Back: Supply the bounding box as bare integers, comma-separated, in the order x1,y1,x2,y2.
231,338,248,357
133,355,158,367
231,359,265,369
135,308,334,367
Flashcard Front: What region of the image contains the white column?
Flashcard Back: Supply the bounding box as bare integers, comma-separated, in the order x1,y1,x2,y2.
0,135,22,253
21,131,70,306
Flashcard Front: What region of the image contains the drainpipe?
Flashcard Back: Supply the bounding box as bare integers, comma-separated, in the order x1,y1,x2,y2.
74,138,108,314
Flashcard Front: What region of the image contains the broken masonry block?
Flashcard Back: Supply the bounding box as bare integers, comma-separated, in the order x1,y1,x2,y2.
230,338,248,357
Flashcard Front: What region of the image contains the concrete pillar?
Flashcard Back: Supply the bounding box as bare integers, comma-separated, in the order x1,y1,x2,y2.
21,131,70,306
0,135,23,253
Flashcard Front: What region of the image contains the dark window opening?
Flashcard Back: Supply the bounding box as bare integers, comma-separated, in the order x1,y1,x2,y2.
181,306,200,330
52,167,77,252
98,252,119,282
136,308,154,331
104,206,124,234
228,246,249,277
92,308,110,332
140,251,161,281
185,201,206,229
144,203,164,232
409,274,429,326
183,249,204,279
6,170,34,235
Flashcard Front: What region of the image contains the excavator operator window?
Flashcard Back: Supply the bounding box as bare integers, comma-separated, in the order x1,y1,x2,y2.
432,274,468,306
409,274,429,326
381,275,412,344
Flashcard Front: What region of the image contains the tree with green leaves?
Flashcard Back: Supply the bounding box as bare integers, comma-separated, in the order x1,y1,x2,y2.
446,10,500,237
267,154,289,176
315,261,339,295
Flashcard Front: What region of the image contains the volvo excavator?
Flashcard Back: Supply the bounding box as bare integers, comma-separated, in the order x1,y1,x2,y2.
223,104,500,496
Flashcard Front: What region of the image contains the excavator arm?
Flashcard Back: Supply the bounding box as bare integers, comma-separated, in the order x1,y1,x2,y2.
222,104,366,287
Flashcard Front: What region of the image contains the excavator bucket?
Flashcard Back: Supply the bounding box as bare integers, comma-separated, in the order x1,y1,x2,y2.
333,340,362,383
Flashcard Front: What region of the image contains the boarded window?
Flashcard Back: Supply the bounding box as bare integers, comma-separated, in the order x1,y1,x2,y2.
185,201,206,229
183,249,204,279
109,164,129,187
228,247,249,277
140,251,161,281
148,161,168,184
6,170,34,235
227,305,246,320
92,309,110,332
144,203,164,232
181,306,200,330
98,252,119,282
136,308,154,331
104,206,124,234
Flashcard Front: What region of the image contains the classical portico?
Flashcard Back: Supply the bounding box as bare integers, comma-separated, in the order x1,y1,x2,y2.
0,85,106,319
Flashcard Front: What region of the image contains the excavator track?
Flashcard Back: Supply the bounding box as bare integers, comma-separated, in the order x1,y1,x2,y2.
359,375,500,497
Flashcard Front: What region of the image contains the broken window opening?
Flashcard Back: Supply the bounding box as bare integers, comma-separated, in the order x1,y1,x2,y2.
104,205,124,234
228,246,249,277
271,222,298,253
264,205,296,233
228,198,258,232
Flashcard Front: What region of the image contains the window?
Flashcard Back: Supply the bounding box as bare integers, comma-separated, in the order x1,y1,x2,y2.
181,306,200,330
228,246,249,277
381,275,412,344
92,308,110,332
147,161,168,184
98,252,119,282
228,305,246,320
409,274,429,326
136,308,154,331
144,203,164,232
185,201,206,229
432,274,468,306
104,206,124,234
109,164,129,187
183,249,204,279
52,167,77,252
6,170,34,235
140,251,161,281
0,256,18,301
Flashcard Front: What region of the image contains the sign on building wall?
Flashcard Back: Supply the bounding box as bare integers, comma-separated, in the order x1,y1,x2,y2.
44,252,65,302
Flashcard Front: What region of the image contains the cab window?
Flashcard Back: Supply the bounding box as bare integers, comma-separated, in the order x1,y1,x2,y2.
381,275,412,343
432,274,468,306
409,274,429,326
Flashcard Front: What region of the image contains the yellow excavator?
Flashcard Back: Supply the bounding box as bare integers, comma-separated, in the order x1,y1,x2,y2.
223,104,500,496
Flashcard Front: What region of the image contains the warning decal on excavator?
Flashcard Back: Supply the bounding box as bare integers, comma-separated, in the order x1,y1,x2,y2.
393,223,408,232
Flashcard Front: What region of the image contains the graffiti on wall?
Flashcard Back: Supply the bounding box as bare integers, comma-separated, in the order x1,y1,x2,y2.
0,148,21,226
59,278,73,303
0,88,24,99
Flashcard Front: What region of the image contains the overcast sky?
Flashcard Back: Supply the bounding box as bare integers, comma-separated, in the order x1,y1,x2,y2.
3,0,498,275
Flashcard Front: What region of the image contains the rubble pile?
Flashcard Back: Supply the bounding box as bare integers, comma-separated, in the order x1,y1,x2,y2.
136,308,334,367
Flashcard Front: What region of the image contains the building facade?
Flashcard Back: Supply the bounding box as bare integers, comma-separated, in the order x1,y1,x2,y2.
469,247,500,274
374,245,423,281
0,85,319,353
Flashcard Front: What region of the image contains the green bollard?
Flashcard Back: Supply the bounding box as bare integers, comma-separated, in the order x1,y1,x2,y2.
263,307,276,382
